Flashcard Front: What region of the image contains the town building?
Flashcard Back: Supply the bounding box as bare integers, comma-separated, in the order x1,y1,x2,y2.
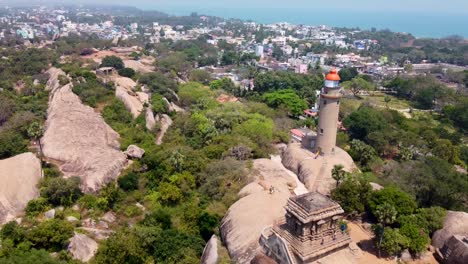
260,192,351,263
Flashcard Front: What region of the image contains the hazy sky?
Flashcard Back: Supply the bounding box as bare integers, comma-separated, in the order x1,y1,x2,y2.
5,0,468,14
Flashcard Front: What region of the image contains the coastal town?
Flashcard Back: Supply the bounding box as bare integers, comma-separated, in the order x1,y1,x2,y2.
0,3,467,264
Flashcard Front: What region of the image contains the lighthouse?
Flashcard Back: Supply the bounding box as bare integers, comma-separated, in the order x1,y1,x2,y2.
314,69,343,155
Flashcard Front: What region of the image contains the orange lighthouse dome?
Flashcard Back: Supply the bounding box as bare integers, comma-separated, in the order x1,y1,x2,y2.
326,69,341,81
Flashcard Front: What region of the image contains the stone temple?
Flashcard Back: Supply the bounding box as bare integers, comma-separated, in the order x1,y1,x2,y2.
260,192,351,263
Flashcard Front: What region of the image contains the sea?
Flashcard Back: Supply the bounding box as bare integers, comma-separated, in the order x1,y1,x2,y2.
138,6,468,38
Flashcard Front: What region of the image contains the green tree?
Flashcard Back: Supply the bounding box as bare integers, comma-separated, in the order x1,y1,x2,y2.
343,106,387,141
331,164,346,187
375,202,397,257
349,139,378,170
331,175,372,215
379,227,409,257
342,76,375,97
368,186,417,217
118,67,136,78
0,131,28,159
262,89,308,117
39,177,82,207
94,229,149,264
399,223,430,255
26,219,74,251
118,172,139,191
189,69,211,85
0,248,64,264
100,55,124,70
220,51,238,66
338,67,358,82
27,121,44,161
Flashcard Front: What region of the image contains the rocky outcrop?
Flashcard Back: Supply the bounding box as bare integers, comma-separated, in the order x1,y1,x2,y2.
115,86,143,118
155,114,173,145
68,232,98,262
432,211,468,248
112,76,144,118
163,97,185,113
0,153,42,224
281,143,356,194
124,145,145,159
45,67,66,92
201,235,219,264
220,158,302,264
145,108,156,131
136,92,149,104
123,59,155,73
42,69,127,193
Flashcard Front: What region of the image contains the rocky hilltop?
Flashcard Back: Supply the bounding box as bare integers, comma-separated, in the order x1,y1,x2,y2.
282,143,356,194
41,68,127,193
220,158,303,264
0,153,42,224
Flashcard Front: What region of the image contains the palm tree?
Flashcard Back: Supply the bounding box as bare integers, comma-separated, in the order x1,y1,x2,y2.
331,164,346,187
375,202,397,257
27,121,44,160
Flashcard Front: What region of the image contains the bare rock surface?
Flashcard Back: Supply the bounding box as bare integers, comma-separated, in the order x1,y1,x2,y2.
124,145,145,159
115,86,143,118
145,108,156,131
200,235,219,264
112,76,143,118
0,153,42,224
136,92,149,104
163,97,185,113
220,158,305,264
44,209,55,219
45,67,66,92
112,76,136,91
432,211,468,248
123,59,155,73
68,232,98,262
369,182,384,191
155,114,173,145
42,68,127,193
281,143,356,194
100,211,117,223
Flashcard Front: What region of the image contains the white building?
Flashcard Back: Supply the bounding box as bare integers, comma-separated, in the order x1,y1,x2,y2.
255,45,264,58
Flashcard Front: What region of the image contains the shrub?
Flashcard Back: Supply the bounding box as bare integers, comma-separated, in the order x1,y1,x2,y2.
118,172,139,191
368,186,417,217
0,130,27,159
100,55,124,70
39,177,82,207
118,67,136,78
25,198,49,217
26,219,74,251
141,208,172,229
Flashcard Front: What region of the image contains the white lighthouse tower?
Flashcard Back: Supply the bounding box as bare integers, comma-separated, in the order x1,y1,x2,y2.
314,69,343,155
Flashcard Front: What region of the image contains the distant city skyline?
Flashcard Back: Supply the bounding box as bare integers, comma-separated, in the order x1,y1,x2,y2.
2,0,468,37
3,0,468,14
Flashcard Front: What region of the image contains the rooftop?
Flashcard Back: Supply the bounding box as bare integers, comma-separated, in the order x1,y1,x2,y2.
290,192,338,213
286,192,344,223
